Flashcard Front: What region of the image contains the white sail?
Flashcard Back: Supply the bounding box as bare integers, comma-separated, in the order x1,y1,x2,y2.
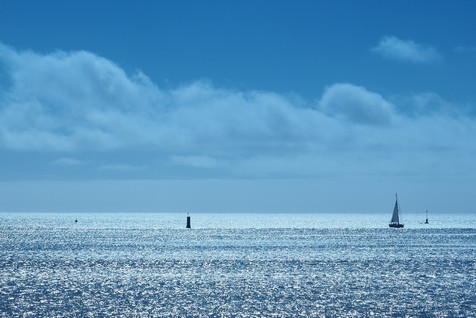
389,194,404,228
390,199,400,223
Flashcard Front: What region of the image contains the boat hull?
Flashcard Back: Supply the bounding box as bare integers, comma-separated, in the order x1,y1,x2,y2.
389,223,404,228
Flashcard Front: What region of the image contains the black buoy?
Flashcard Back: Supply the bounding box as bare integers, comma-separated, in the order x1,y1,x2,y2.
186,215,191,229
75,219,78,223
425,210,429,224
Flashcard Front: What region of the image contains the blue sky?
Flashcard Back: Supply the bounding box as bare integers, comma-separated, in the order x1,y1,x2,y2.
1,1,476,213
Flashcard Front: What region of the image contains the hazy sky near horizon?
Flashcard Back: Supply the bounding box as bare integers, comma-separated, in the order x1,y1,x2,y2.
1,1,476,213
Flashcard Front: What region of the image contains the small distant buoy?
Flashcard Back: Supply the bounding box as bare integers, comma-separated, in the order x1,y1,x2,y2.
186,215,191,229
75,219,78,223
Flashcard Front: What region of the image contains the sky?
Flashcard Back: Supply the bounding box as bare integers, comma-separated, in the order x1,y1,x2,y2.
0,0,476,213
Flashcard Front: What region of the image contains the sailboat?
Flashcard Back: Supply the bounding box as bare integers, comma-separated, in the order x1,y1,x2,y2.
389,194,404,228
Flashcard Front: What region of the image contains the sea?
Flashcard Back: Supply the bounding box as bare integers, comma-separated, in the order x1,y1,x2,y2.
1,212,475,317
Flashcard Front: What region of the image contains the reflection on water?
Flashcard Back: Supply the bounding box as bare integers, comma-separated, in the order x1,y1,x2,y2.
1,213,475,317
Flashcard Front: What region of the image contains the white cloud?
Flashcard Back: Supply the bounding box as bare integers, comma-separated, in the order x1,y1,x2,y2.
0,43,475,181
0,42,163,151
390,92,459,116
0,43,322,154
319,83,395,125
372,36,443,63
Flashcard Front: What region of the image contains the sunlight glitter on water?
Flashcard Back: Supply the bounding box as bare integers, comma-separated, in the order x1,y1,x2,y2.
1,212,474,229
1,213,475,317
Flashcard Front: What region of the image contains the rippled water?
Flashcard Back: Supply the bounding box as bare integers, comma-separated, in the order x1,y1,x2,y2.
1,213,475,317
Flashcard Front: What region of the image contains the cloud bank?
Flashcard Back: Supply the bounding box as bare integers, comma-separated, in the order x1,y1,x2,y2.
0,43,475,180
372,36,443,63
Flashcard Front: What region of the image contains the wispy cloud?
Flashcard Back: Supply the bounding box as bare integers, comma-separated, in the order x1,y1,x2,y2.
99,164,146,172
0,42,475,180
454,46,476,56
170,155,224,169
372,36,443,63
51,157,85,166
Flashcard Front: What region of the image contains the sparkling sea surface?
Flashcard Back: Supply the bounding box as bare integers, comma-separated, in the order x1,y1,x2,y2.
1,212,475,317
